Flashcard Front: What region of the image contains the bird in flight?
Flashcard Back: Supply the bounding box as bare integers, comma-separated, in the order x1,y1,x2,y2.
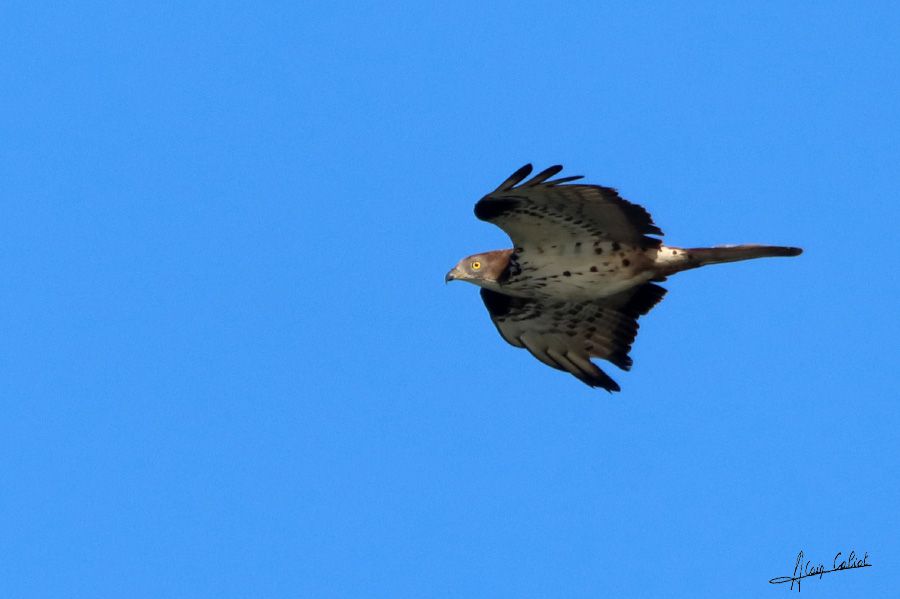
446,164,802,391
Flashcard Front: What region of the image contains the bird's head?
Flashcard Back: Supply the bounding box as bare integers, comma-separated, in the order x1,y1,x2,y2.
445,249,512,289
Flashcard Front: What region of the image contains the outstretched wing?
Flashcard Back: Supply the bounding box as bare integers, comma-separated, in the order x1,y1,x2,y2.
474,164,663,249
480,284,666,391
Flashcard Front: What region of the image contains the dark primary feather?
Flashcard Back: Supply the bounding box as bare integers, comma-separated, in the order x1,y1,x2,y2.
480,286,666,391
545,175,585,185
494,163,534,192
523,165,563,186
473,197,519,221
613,283,668,319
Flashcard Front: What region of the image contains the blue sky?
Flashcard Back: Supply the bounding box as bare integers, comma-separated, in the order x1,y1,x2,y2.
2,2,898,597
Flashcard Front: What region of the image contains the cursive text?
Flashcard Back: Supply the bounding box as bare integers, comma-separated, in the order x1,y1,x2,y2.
769,550,871,591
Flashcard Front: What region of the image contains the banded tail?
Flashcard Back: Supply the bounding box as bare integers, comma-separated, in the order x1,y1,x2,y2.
656,244,803,276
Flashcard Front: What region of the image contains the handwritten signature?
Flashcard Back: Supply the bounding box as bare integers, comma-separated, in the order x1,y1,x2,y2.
769,550,871,591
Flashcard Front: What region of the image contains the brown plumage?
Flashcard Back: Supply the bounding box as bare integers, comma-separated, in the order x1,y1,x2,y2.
446,164,802,392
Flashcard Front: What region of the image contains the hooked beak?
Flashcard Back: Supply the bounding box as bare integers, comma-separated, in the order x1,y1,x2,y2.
445,266,462,284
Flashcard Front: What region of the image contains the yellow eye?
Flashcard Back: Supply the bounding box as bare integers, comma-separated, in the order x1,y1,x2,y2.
471,261,482,270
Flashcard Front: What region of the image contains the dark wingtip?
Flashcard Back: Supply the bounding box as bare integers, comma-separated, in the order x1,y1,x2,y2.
597,378,621,393
495,163,533,192
474,197,519,221
608,351,634,372
581,367,621,392
620,283,668,319
546,175,584,186
785,247,803,256
524,164,564,187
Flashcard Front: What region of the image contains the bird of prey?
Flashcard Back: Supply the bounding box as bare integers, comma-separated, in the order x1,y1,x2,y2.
445,164,802,391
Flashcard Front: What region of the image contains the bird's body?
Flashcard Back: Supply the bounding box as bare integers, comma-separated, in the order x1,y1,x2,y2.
446,164,802,392
500,242,657,300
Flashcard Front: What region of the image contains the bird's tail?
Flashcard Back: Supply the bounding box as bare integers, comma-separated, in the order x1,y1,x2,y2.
656,244,802,276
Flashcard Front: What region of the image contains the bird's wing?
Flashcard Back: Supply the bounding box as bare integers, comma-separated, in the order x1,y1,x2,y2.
480,283,667,391
474,164,663,249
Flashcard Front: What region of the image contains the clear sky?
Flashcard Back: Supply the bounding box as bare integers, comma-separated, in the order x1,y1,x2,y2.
2,2,898,598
